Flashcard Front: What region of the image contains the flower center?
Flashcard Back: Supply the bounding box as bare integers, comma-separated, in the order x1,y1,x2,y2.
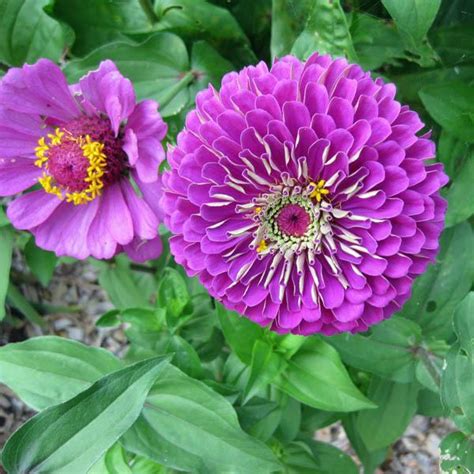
34,116,128,205
276,204,311,237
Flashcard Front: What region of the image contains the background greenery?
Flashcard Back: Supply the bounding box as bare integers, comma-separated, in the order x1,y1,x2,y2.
0,0,474,472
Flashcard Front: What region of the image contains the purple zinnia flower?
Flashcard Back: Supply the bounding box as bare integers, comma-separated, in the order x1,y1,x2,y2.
0,59,167,261
162,53,448,336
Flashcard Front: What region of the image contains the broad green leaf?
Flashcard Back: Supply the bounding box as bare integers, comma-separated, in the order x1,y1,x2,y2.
355,377,419,451
236,397,281,442
382,0,441,66
438,130,469,179
153,0,256,68
283,439,358,474
399,223,474,339
0,226,13,320
417,389,447,417
217,303,265,365
2,357,170,474
123,366,281,473
24,237,57,287
0,336,122,410
432,23,474,66
51,0,154,56
419,81,474,142
64,33,190,117
6,283,45,327
416,355,442,393
166,334,203,378
440,432,474,474
328,318,422,382
274,338,376,412
274,396,301,444
0,206,9,227
0,0,71,66
441,293,474,433
157,267,189,318
351,13,406,70
444,152,474,227
88,444,132,474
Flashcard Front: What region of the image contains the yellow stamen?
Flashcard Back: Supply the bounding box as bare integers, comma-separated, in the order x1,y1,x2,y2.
254,207,262,214
257,240,268,253
309,180,329,202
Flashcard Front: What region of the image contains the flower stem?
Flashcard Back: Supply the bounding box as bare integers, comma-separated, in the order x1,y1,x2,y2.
138,0,159,24
158,71,195,110
418,347,442,388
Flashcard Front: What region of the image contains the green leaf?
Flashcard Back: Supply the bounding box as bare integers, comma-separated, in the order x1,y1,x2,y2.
275,396,301,444
2,356,170,474
166,334,203,378
432,23,474,66
64,33,191,118
236,397,282,442
274,338,376,412
0,206,9,227
0,226,13,320
24,237,57,287
351,13,406,70
419,81,474,142
217,303,265,365
89,444,132,474
382,0,441,66
399,223,474,339
0,0,71,66
157,267,189,318
0,336,122,410
153,0,256,68
441,293,474,433
123,366,281,473
440,432,474,474
328,318,422,382
417,388,447,417
131,456,169,474
51,0,154,57
355,377,419,451
283,439,359,474
6,283,45,326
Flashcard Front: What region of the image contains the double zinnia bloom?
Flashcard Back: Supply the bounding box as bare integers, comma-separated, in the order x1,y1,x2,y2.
0,53,448,335
0,59,167,261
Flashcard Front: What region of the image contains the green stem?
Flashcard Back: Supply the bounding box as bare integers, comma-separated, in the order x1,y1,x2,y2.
418,347,442,388
138,0,159,24
159,71,195,110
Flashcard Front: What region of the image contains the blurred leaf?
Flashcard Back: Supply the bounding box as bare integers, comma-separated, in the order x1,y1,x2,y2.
166,334,203,378
6,283,45,326
444,153,474,227
64,33,190,117
283,439,359,474
355,377,419,451
52,0,155,56
419,81,474,142
351,13,406,70
236,397,281,442
438,130,470,178
0,336,122,410
328,318,422,382
2,357,170,474
153,0,256,67
95,309,121,328
0,226,13,320
157,267,189,318
0,206,9,227
274,396,301,444
131,456,169,474
416,354,442,393
441,293,474,433
274,338,376,412
417,388,447,417
440,431,474,474
382,0,441,66
399,223,474,339
217,303,265,365
123,366,281,473
0,0,72,65
89,443,132,474
24,237,57,287
431,23,474,65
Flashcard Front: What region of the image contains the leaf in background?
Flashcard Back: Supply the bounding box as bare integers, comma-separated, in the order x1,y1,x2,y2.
431,23,474,66
417,388,447,417
130,456,169,474
382,0,441,66
441,293,474,433
0,0,72,66
166,334,203,378
0,226,13,320
328,318,422,383
2,357,170,474
6,283,45,326
399,223,474,339
355,377,419,451
123,366,281,473
274,338,376,412
236,397,281,442
157,267,189,318
274,396,301,443
0,206,9,227
271,0,356,60
419,81,474,142
24,236,57,287
0,336,122,410
351,13,406,70
51,0,155,56
89,443,132,474
153,0,256,68
217,303,265,365
283,439,359,474
440,431,474,474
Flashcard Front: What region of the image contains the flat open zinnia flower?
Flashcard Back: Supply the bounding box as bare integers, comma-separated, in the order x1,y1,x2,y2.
0,59,167,261
162,53,448,335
